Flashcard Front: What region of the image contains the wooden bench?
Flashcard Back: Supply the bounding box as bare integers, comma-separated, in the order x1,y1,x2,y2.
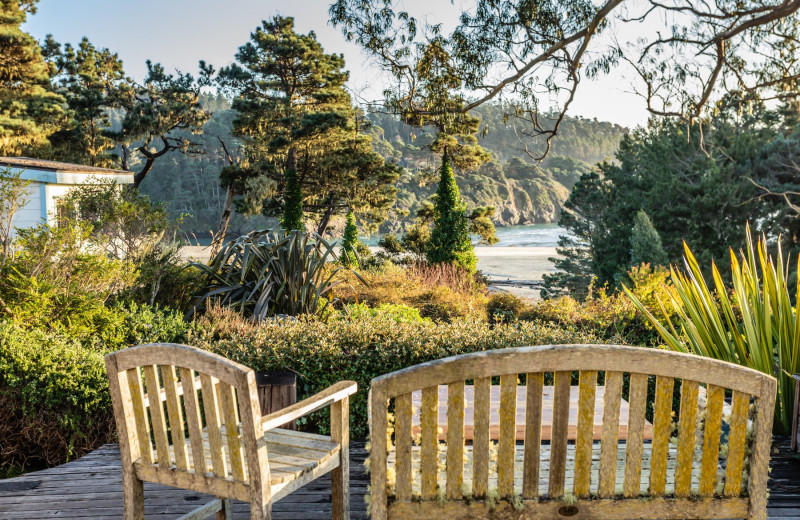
368,344,777,520
105,343,357,520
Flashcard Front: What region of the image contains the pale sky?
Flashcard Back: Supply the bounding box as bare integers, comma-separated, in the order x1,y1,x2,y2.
23,0,652,128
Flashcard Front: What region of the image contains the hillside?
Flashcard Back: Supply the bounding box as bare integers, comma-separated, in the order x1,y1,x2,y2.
139,99,627,235
368,105,626,231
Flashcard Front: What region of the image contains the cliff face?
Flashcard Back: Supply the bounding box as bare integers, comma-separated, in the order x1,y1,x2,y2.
460,175,570,226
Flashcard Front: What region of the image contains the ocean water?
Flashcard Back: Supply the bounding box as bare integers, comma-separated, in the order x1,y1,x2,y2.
364,223,567,248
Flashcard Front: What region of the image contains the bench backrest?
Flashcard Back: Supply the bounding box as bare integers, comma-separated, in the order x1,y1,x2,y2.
368,344,777,520
105,343,270,503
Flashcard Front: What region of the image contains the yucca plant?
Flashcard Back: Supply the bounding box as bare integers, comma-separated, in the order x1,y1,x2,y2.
625,225,800,433
192,229,354,321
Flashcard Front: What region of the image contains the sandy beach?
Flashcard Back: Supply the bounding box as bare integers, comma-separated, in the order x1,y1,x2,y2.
182,244,559,300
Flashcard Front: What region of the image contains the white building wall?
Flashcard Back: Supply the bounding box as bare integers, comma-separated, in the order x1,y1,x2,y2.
9,182,44,236
45,184,75,225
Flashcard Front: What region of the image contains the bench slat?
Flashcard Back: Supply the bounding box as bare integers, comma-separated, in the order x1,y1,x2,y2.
420,386,439,500
180,367,207,476
574,370,597,498
143,365,171,467
219,382,246,481
395,393,413,501
724,390,750,496
623,373,648,497
200,374,228,478
699,384,724,497
649,375,674,496
548,371,571,498
522,372,543,499
162,365,189,471
498,374,517,497
126,368,153,465
675,379,699,497
472,377,490,498
598,370,622,497
446,382,465,500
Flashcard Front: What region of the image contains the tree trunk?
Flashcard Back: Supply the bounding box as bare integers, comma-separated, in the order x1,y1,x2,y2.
316,203,335,237
209,184,234,259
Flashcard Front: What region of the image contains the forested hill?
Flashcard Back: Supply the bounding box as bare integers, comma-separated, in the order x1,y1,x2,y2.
368,104,627,230
140,97,627,236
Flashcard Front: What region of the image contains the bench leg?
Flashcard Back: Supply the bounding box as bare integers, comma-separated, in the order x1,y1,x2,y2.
332,397,350,520
121,466,144,520
216,498,233,519
250,497,272,520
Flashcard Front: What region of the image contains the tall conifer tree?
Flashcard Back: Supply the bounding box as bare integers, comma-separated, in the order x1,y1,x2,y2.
427,150,476,272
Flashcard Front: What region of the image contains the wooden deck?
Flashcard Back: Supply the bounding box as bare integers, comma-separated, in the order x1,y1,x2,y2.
1,438,799,519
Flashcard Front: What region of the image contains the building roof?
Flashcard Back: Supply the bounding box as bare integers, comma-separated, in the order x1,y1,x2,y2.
0,157,132,175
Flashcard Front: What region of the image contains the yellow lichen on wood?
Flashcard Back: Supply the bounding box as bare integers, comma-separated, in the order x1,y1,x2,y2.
421,386,439,500
446,382,465,500
549,371,571,498
522,372,543,499
675,379,700,497
574,370,597,498
598,370,622,497
649,376,674,497
700,385,724,497
395,392,413,501
126,367,153,465
623,373,647,497
724,391,750,497
498,374,517,497
473,377,491,498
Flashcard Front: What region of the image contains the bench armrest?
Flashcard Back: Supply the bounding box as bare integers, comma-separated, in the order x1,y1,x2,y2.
261,380,357,432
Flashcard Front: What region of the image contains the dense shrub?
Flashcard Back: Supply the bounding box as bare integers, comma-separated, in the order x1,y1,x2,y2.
0,323,114,473
486,292,530,323
523,264,677,345
334,262,488,322
0,304,188,474
191,306,612,438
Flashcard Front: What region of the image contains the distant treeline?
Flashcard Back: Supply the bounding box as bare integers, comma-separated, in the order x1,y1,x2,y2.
140,98,627,236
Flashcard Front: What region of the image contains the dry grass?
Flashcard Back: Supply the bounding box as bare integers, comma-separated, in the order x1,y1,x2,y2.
332,262,489,322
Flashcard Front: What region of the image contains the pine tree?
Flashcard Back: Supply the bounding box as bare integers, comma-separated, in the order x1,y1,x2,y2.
427,150,476,272
340,209,360,266
219,16,399,236
630,210,669,267
0,0,65,155
281,169,303,231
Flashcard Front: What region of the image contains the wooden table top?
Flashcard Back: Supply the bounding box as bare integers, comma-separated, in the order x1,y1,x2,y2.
411,385,653,441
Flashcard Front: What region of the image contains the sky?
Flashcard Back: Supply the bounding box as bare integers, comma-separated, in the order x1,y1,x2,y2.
23,0,652,128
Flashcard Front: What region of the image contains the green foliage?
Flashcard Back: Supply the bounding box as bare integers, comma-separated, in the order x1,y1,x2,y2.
469,206,499,245
626,226,800,434
547,111,794,298
281,169,304,231
0,167,31,266
340,209,361,267
192,306,609,438
193,229,351,320
630,210,668,268
218,16,399,235
427,152,477,272
486,292,529,324
0,222,138,345
531,263,677,346
339,303,428,324
0,322,114,471
63,181,171,260
0,302,188,473
0,0,65,156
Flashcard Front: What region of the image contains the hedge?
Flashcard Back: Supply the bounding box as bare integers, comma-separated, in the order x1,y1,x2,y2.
191,309,612,438
1,307,613,473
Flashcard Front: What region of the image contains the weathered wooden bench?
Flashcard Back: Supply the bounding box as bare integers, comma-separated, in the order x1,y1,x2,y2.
368,344,777,520
105,343,357,520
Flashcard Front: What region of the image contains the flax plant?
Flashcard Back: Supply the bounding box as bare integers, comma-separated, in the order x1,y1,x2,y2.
626,226,800,433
